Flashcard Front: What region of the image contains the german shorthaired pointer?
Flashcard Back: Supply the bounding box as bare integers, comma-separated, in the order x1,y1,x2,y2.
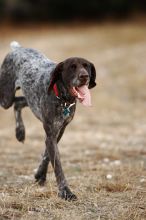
0,42,96,201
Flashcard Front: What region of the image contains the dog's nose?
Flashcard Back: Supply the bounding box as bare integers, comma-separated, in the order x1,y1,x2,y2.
79,72,89,81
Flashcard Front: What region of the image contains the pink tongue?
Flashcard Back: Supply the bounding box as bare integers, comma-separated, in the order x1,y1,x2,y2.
77,85,92,106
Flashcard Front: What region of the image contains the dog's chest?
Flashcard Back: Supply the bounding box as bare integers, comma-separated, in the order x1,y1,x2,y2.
53,103,76,129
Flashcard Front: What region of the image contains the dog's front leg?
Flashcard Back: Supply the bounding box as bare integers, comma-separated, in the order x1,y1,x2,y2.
45,134,77,201
35,147,50,186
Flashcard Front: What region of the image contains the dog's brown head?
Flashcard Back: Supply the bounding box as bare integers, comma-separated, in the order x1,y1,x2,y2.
49,57,96,106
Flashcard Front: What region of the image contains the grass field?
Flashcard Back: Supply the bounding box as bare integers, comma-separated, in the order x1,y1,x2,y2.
0,22,146,220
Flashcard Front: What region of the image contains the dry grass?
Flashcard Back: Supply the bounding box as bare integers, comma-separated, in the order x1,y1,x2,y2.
0,22,146,220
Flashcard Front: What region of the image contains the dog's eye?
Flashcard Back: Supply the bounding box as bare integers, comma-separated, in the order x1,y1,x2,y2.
83,63,88,68
71,64,77,70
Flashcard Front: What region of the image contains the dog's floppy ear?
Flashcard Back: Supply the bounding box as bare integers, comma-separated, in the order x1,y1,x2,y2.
88,62,96,89
48,62,64,91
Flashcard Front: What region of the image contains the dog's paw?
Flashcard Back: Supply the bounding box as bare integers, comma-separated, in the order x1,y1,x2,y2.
35,172,46,186
16,126,25,142
58,186,77,201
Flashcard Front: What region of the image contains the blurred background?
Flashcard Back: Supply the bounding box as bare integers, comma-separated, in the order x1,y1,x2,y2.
0,1,146,220
0,0,146,22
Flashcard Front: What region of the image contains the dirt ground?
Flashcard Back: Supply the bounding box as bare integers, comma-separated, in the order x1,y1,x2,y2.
0,22,146,220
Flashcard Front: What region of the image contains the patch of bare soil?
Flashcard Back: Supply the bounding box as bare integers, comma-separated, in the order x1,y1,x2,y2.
0,23,146,220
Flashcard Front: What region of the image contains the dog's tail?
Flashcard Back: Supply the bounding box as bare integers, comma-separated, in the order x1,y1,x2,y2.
10,41,21,51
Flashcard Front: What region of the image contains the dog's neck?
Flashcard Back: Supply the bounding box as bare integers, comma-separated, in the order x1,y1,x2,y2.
53,80,76,104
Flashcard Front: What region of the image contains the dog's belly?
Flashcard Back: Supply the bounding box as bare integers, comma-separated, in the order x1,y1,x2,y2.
20,76,47,121
22,89,43,121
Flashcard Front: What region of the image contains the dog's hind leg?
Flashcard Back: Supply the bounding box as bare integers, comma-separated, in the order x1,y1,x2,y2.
14,96,28,142
0,54,17,109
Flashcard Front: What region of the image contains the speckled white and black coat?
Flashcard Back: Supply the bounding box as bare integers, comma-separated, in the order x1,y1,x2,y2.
0,42,96,201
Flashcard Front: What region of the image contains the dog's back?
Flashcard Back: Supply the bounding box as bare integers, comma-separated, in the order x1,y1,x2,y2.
0,42,56,120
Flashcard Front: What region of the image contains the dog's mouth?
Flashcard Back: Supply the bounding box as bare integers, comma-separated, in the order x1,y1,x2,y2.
70,85,91,106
